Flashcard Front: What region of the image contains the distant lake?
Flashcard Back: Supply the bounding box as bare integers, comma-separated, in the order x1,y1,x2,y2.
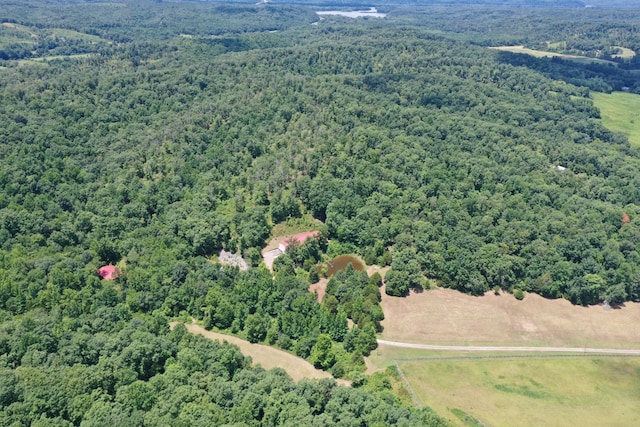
316,7,387,19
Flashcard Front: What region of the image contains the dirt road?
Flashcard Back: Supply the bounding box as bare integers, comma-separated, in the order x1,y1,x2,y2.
172,322,349,384
377,339,640,355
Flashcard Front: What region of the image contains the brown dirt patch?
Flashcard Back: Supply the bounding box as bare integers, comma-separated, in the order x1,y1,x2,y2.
380,287,640,349
261,248,281,271
262,232,317,271
367,265,390,277
309,278,328,302
263,234,296,252
172,322,348,384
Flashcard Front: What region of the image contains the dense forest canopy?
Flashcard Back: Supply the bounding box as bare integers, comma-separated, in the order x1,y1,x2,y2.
1,0,640,424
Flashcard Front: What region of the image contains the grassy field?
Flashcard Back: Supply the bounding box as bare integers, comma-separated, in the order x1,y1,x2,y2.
592,91,640,147
394,355,640,427
1,23,108,61
49,28,105,43
379,287,640,349
489,45,616,66
269,214,324,239
371,287,640,425
367,345,640,426
612,46,636,59
171,322,339,383
29,54,94,62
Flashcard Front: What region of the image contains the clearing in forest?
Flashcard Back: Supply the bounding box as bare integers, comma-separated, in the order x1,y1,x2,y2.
592,91,640,147
370,271,640,426
262,218,324,271
171,322,338,383
489,45,617,66
392,355,640,427
612,46,636,59
379,287,640,349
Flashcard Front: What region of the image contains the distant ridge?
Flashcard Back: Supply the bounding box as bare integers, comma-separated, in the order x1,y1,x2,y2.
253,0,587,8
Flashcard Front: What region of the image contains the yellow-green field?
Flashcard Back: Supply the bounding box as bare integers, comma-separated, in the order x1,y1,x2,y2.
0,23,108,57
29,53,94,62
370,287,640,426
367,345,640,426
612,46,636,59
489,45,616,66
592,91,640,147
49,28,106,43
391,354,640,427
269,214,324,238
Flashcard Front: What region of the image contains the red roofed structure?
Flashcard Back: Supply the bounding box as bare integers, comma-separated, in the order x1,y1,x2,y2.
98,265,119,280
278,230,320,253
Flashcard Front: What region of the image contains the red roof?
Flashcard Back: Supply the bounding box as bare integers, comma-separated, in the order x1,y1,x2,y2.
98,265,118,280
280,230,320,248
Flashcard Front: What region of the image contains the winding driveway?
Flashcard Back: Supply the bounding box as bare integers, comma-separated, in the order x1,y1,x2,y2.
377,339,640,355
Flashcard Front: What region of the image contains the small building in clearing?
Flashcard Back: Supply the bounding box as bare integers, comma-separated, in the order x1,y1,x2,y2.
278,230,320,253
98,265,119,280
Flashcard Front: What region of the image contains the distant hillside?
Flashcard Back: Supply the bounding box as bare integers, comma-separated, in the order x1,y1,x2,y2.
582,0,640,7
270,0,587,7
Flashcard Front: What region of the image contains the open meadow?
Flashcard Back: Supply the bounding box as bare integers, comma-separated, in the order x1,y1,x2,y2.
379,287,640,349
489,45,616,65
369,288,640,425
592,91,640,147
393,355,640,427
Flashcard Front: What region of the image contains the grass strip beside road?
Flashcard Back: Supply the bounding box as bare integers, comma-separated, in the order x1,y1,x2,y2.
377,339,640,355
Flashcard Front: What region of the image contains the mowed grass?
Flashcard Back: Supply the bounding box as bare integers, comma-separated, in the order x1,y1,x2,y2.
489,45,616,66
592,91,640,147
396,355,640,427
49,28,106,43
612,46,636,59
372,287,640,425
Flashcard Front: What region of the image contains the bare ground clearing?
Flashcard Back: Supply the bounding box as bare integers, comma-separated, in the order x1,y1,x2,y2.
171,322,346,384
380,287,640,349
263,235,291,252
261,248,281,271
309,278,328,302
262,232,318,271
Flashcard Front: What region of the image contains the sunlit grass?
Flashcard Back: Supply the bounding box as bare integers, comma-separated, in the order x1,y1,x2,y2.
270,214,324,237
592,91,640,147
489,45,616,65
397,356,640,427
612,46,636,59
367,343,640,426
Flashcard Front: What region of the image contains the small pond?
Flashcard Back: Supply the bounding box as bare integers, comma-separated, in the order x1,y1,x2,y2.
322,255,365,277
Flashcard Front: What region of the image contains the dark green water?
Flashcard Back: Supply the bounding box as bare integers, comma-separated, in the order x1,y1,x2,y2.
324,255,365,276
